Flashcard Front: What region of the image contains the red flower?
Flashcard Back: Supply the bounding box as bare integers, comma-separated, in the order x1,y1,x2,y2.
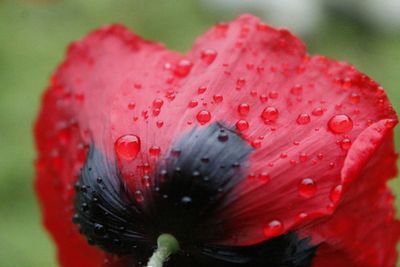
35,14,399,267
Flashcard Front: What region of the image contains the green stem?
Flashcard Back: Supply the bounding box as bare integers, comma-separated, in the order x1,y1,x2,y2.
146,234,180,267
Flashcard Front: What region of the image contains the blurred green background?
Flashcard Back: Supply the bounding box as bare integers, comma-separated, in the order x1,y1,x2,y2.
0,0,399,266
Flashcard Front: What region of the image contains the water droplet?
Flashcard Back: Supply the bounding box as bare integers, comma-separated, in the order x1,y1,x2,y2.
238,103,250,115
115,135,141,161
152,108,160,116
153,98,164,108
261,107,279,123
196,110,211,125
200,49,217,64
259,94,268,103
165,89,176,101
328,114,353,134
385,119,397,129
94,223,106,236
330,185,342,203
213,94,223,103
236,78,246,90
134,190,144,203
181,196,192,204
298,178,317,198
197,86,207,94
156,120,164,128
290,85,303,95
174,59,193,77
296,113,311,125
312,107,324,116
128,102,136,110
188,100,198,108
251,139,262,148
149,146,161,156
235,120,249,131
340,138,352,150
259,173,270,183
263,220,284,238
269,91,279,99
348,92,360,104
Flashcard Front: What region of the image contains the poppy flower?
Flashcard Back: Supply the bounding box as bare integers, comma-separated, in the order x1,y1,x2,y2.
34,14,399,267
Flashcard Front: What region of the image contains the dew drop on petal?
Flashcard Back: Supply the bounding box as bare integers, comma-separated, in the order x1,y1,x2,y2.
236,120,249,131
261,107,279,122
269,91,279,99
251,139,262,149
188,100,199,108
236,78,246,90
196,110,211,125
263,220,284,238
149,146,161,157
348,92,360,104
290,85,303,95
156,120,164,128
330,185,343,203
298,178,317,198
115,134,141,161
340,138,352,150
328,114,353,134
259,94,268,103
385,119,397,129
174,59,193,77
127,102,136,110
296,113,311,125
152,98,164,109
200,48,217,64
259,172,270,183
238,103,250,115
213,94,223,103
312,107,324,116
197,86,207,94
134,190,144,203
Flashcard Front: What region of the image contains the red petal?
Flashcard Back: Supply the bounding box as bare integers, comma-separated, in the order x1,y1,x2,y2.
305,128,400,267
35,14,399,265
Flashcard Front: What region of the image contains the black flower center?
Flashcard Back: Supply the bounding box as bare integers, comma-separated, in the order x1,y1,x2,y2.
73,123,317,266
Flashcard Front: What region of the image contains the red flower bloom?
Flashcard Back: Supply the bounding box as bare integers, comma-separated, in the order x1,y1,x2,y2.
35,14,399,267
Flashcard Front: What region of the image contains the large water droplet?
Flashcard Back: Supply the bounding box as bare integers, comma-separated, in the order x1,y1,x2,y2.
298,178,317,198
196,110,211,125
263,220,284,238
328,114,353,134
115,135,141,161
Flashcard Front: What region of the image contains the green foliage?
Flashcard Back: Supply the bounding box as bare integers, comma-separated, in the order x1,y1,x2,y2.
0,1,398,266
